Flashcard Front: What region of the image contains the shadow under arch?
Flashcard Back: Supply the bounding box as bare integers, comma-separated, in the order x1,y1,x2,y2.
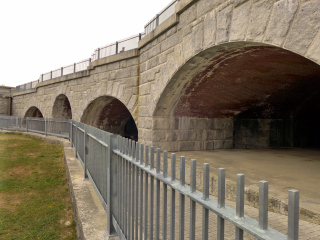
153,41,320,150
23,106,43,126
81,96,138,140
52,94,72,119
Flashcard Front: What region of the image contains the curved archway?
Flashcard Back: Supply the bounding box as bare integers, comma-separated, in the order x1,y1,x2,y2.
23,106,44,126
52,94,72,119
153,42,320,150
81,96,138,140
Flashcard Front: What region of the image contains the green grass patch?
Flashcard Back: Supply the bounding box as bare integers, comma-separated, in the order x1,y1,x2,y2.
0,133,77,240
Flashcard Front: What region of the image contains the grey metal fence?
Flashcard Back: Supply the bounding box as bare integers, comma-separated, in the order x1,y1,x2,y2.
0,116,300,240
144,0,179,35
0,116,21,130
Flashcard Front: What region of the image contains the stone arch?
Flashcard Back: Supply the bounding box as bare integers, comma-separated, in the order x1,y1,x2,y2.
23,106,44,126
52,94,72,119
152,42,320,151
81,96,138,140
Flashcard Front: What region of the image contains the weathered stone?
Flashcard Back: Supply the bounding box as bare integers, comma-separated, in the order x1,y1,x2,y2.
216,4,233,44
230,1,251,41
307,31,320,64
285,0,320,55
203,10,217,49
179,4,197,30
246,0,274,42
264,0,299,46
193,21,204,54
234,0,250,8
160,32,181,52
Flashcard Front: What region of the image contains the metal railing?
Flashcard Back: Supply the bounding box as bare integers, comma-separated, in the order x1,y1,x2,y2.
0,116,300,240
15,80,39,93
144,0,179,35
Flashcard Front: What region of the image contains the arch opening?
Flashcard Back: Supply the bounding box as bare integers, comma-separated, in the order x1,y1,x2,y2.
52,94,72,119
23,106,43,126
81,96,138,140
153,42,320,151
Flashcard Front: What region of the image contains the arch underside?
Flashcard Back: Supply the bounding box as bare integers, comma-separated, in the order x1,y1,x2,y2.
154,42,320,150
81,96,138,140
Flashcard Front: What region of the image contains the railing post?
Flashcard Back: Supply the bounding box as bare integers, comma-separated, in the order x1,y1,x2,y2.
45,118,47,136
69,120,72,142
97,48,100,59
41,74,43,82
288,190,299,240
107,134,119,237
74,122,77,158
156,14,159,26
73,63,76,73
115,42,118,54
61,67,63,77
83,125,87,179
16,116,18,131
50,71,52,79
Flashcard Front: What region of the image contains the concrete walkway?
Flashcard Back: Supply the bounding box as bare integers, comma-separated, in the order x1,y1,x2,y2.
173,148,320,220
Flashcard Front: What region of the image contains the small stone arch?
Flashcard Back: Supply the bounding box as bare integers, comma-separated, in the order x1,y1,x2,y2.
81,95,138,140
52,94,72,119
23,106,44,126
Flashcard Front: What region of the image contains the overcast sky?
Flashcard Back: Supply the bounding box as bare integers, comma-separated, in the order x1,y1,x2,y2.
0,0,173,87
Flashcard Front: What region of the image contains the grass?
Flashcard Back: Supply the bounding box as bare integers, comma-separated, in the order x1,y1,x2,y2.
0,133,77,240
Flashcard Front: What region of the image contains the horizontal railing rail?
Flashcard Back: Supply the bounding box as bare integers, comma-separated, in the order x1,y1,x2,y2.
0,116,300,240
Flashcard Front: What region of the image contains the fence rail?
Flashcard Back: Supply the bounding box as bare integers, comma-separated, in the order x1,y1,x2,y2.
0,116,300,240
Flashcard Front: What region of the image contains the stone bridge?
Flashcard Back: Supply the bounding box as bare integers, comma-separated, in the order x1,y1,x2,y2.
3,0,320,151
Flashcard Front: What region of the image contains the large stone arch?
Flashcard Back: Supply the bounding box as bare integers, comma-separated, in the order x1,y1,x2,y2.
152,42,320,151
52,94,72,119
81,95,138,140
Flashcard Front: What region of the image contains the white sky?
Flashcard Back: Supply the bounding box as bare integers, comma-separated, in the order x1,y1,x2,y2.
0,0,173,87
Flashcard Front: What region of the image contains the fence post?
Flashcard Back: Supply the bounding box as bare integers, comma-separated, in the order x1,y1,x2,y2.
26,117,29,132
83,125,87,179
70,120,73,143
45,118,47,136
74,122,77,158
288,190,299,240
106,134,119,237
16,116,18,131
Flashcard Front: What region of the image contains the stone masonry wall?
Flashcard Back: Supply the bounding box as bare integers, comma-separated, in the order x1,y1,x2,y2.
12,51,139,124
137,0,320,150
0,86,12,116
150,117,234,151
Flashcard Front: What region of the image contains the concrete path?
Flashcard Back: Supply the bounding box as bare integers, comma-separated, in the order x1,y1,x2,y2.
173,148,320,218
